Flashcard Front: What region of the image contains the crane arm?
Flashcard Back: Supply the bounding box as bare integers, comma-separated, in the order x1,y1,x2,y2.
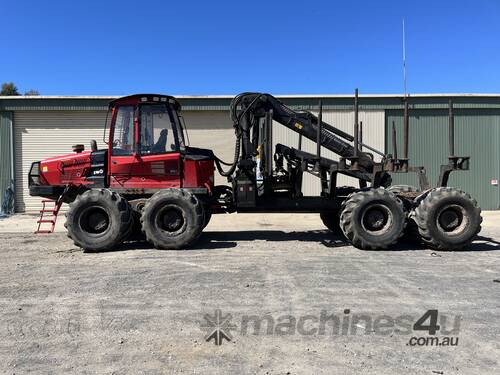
229,93,375,173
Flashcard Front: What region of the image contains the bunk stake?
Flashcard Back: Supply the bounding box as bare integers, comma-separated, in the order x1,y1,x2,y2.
359,121,363,151
353,89,359,158
449,99,455,157
392,122,398,161
403,97,409,160
350,88,360,171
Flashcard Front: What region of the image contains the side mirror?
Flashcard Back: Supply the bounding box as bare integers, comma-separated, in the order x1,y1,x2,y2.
90,140,98,152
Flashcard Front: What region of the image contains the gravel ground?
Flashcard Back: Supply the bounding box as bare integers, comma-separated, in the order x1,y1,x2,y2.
1,213,500,374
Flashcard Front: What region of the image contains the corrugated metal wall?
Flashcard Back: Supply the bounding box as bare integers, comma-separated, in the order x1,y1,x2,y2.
181,111,234,186
386,109,500,209
0,111,13,213
14,111,107,212
273,110,385,195
9,104,500,211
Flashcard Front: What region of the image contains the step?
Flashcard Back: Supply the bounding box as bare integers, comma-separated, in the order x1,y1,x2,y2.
35,230,54,234
37,219,56,224
40,210,58,213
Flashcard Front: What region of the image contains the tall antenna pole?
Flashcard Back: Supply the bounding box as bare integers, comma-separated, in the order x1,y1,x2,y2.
402,18,407,98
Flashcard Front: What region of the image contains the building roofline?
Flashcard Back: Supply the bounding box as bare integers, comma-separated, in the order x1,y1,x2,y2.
2,93,500,100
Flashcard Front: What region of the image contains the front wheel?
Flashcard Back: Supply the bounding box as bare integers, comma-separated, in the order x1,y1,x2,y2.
141,189,204,250
65,189,132,252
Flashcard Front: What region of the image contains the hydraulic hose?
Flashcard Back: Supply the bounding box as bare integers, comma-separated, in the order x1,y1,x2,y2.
214,133,241,177
214,93,265,178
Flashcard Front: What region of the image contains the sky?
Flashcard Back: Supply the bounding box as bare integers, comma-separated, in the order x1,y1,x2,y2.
1,0,499,95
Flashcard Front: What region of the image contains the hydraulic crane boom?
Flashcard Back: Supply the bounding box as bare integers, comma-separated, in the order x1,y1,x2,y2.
229,92,376,173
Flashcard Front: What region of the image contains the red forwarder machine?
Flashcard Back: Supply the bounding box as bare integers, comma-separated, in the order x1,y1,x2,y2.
29,91,482,251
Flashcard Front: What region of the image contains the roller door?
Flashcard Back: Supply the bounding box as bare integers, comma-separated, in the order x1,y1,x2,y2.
14,111,107,212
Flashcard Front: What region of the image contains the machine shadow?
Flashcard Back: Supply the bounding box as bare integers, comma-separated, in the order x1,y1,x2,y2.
198,231,500,252
90,232,500,253
194,230,350,249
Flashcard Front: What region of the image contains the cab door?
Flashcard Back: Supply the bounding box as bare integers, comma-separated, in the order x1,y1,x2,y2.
109,103,181,190
108,105,137,188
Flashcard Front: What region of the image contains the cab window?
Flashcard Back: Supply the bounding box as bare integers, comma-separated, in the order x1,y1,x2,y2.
112,106,134,156
139,104,178,154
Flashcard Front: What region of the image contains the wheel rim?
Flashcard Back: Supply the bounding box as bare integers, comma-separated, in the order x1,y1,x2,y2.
360,203,393,234
79,206,110,235
156,205,186,234
436,204,468,234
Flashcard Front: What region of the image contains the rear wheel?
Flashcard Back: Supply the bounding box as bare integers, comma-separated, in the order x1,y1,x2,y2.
387,185,420,240
320,211,341,233
127,199,148,241
321,186,357,234
339,188,405,250
141,189,204,250
413,187,482,250
65,189,132,252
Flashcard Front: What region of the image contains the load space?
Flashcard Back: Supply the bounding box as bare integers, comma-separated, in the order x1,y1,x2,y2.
28,91,482,251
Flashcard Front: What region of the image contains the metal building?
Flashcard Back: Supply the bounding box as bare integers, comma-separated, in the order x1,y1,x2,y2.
0,94,499,212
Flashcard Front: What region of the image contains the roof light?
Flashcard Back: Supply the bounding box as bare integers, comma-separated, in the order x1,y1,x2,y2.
153,97,159,101
141,97,148,102
161,97,167,102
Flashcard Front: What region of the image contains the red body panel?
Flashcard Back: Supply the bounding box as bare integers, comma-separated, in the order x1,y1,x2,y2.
182,159,215,191
39,151,93,187
109,152,182,189
37,150,214,192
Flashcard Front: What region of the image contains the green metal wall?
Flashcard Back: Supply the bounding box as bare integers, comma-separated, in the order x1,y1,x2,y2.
0,111,13,212
386,109,500,209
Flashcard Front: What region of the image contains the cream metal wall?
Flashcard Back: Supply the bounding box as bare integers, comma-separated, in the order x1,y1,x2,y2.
182,111,234,186
13,109,384,212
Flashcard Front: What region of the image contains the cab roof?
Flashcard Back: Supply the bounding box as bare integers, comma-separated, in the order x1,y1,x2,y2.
109,94,181,110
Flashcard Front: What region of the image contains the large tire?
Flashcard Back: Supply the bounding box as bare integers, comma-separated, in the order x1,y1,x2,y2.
321,186,357,233
340,188,405,250
126,199,148,241
65,189,132,252
413,187,482,250
141,189,204,250
320,211,341,233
